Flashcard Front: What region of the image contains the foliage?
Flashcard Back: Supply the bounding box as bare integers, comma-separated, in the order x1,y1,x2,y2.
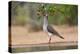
11,2,78,26
37,4,78,25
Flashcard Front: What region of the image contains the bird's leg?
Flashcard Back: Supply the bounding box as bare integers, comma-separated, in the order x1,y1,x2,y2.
49,36,51,44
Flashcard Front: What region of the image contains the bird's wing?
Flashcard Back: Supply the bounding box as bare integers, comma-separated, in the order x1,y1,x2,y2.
47,25,64,39
47,25,59,35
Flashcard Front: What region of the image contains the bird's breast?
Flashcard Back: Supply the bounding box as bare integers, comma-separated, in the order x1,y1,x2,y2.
43,25,48,32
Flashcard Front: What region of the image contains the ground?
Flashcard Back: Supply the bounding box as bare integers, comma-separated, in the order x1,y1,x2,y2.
10,25,78,46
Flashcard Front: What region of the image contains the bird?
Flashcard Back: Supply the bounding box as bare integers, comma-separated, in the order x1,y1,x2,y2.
43,13,64,43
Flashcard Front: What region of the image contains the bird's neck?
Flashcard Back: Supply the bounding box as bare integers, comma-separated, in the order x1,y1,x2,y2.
43,15,48,27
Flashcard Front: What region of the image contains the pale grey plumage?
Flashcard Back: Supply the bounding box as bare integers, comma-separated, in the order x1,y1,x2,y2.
43,14,64,39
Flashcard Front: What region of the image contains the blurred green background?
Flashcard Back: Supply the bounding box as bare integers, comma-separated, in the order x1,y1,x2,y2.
11,1,78,31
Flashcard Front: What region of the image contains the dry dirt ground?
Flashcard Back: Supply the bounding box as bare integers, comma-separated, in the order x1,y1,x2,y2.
11,25,78,46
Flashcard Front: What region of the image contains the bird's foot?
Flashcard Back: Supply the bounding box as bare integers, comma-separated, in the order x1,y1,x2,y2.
48,37,51,44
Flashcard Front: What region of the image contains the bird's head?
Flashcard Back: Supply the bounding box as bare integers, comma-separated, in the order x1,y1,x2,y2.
37,4,48,19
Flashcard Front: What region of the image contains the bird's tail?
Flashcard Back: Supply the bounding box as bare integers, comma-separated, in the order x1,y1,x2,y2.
57,35,64,39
